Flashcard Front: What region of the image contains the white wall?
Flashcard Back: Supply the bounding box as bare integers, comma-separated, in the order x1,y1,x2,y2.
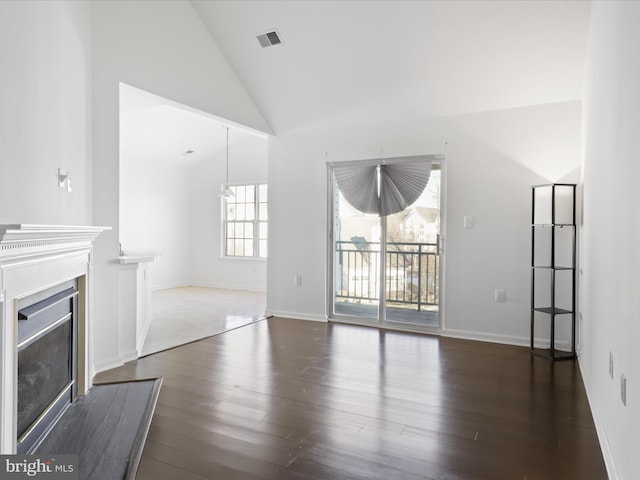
580,2,640,478
442,103,581,343
120,152,191,289
267,101,582,342
91,0,271,371
0,1,91,225
190,132,268,292
120,111,267,291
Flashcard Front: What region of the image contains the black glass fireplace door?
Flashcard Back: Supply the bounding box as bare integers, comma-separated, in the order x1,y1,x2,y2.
16,285,78,454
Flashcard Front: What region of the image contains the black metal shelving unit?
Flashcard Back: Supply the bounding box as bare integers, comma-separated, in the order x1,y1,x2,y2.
530,184,577,361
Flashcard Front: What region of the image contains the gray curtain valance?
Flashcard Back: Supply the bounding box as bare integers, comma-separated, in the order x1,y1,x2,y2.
334,160,432,217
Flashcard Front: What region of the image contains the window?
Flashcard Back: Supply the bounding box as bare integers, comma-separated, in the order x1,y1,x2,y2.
223,184,268,258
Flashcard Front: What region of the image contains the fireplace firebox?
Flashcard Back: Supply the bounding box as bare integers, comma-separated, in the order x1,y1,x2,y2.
16,281,78,454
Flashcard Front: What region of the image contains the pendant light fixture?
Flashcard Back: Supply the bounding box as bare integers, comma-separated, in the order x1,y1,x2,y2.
220,126,234,199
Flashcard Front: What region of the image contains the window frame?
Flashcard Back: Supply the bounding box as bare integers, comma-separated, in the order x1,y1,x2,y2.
221,183,268,259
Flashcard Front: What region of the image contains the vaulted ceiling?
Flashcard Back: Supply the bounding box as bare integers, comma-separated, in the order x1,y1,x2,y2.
191,0,591,135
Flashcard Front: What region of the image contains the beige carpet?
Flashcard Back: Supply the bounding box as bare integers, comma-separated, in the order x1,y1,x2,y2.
141,286,266,356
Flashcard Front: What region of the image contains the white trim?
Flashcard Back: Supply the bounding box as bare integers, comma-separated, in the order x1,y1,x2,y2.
138,311,153,356
442,328,530,347
153,282,266,293
441,328,573,351
578,356,619,480
219,256,266,263
437,154,448,331
92,355,125,375
265,310,328,323
118,348,138,364
190,281,266,293
151,281,191,291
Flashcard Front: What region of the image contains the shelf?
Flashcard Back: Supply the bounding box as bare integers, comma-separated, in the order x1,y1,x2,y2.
533,307,573,315
530,183,577,361
531,348,576,361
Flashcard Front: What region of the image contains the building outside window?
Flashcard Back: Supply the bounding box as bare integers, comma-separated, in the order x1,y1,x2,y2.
223,183,267,258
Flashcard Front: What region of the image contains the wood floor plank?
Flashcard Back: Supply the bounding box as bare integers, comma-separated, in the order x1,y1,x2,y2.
135,456,209,480
95,317,608,480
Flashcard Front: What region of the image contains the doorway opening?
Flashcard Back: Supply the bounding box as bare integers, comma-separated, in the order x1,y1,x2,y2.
329,155,445,331
118,83,268,355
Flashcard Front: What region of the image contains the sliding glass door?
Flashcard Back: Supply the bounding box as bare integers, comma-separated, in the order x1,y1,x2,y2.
333,189,382,320
330,156,443,330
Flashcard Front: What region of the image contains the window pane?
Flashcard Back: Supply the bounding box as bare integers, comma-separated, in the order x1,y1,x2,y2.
244,240,253,257
245,203,255,221
222,183,267,258
226,204,236,221
246,185,255,202
236,185,245,203
234,239,244,256
236,204,245,220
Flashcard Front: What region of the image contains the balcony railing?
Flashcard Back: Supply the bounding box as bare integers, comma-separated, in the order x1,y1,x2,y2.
335,240,439,311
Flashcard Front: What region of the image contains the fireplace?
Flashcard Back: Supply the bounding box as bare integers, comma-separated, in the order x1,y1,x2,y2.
16,281,78,453
0,224,109,453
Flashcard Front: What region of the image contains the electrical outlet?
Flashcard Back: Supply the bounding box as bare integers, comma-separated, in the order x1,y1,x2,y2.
609,351,614,379
495,289,506,303
293,274,302,287
621,374,627,406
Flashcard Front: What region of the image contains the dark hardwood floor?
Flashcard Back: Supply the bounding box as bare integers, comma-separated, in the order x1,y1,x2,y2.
95,317,607,480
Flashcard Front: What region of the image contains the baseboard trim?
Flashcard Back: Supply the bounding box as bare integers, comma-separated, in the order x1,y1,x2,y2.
152,283,266,293
578,356,619,480
119,347,138,364
136,313,153,356
151,282,190,291
190,281,266,293
93,355,125,375
441,328,573,351
441,328,530,347
266,310,327,322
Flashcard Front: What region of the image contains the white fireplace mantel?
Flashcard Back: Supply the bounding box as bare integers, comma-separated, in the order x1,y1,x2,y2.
0,224,110,453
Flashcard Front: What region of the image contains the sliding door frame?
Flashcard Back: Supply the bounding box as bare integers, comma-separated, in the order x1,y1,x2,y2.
327,154,447,333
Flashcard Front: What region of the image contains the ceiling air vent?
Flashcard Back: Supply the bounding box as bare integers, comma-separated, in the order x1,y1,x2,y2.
257,29,282,48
